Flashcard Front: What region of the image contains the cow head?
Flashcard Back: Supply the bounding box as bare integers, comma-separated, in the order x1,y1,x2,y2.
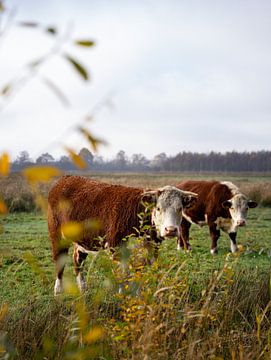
142,186,198,238
222,194,257,227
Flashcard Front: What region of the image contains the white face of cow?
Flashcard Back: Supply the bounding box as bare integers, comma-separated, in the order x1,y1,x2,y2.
222,194,257,228
143,186,198,238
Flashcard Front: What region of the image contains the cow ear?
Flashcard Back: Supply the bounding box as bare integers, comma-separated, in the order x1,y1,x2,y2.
141,190,160,204
222,200,232,209
248,200,258,208
182,192,198,209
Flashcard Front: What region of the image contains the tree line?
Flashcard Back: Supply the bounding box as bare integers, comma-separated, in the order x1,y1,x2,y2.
11,149,271,172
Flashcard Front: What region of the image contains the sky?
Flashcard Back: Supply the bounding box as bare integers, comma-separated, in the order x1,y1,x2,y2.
1,0,271,161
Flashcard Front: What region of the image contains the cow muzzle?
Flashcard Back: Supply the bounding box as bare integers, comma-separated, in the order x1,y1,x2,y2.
164,226,178,237
237,219,246,227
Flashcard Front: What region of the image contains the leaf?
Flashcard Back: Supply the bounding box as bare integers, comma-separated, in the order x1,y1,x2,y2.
0,2,5,12
1,83,12,96
0,152,10,176
64,54,89,81
0,304,8,321
35,194,48,214
78,127,107,152
63,279,80,296
22,166,62,184
28,57,44,68
84,326,104,343
18,21,39,27
65,147,87,169
0,200,7,214
74,39,95,47
85,114,94,122
46,27,57,35
42,77,70,106
75,301,89,329
61,221,83,241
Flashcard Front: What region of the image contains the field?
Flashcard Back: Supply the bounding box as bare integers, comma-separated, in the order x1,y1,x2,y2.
1,173,271,359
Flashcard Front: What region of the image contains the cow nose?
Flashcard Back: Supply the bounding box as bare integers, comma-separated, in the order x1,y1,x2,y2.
165,226,178,237
237,219,246,226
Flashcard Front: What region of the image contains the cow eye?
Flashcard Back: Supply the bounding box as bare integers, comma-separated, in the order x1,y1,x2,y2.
156,207,160,212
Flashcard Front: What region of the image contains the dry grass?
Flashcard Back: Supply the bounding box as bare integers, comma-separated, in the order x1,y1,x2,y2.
1,172,271,212
1,243,271,360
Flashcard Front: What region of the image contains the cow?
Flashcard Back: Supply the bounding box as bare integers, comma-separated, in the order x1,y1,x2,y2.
48,176,198,295
176,180,258,254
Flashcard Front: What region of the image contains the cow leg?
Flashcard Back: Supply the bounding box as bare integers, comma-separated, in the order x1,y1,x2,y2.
178,219,192,251
209,223,220,255
229,232,238,253
73,245,88,292
54,248,69,296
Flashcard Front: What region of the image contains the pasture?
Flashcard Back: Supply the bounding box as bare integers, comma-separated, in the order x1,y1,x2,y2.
0,173,271,359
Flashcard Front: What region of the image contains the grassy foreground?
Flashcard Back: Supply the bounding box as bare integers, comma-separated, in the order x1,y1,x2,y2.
0,206,271,359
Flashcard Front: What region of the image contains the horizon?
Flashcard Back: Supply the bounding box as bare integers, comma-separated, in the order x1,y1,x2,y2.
11,148,271,163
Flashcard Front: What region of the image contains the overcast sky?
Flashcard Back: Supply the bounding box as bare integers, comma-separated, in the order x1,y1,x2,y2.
1,0,271,160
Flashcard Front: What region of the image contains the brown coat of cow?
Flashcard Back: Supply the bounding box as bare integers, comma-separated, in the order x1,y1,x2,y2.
48,176,149,255
176,180,257,254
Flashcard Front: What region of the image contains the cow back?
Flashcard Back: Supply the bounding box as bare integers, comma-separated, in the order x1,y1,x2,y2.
176,180,232,222
48,176,144,249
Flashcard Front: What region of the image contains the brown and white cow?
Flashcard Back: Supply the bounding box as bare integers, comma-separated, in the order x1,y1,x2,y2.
48,176,197,294
176,180,258,254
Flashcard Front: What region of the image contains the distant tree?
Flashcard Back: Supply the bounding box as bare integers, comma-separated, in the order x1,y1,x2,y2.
151,152,167,170
11,150,34,170
131,153,149,170
93,155,104,165
78,148,94,167
114,150,128,170
57,155,73,170
36,152,55,164
59,155,70,163
14,151,32,165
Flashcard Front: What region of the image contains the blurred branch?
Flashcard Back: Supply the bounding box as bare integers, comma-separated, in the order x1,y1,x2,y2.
0,10,95,112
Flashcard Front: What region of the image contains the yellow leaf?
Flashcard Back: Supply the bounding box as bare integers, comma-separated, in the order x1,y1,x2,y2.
61,221,83,240
84,326,104,343
76,302,89,329
65,147,87,169
0,153,10,176
63,279,80,296
0,303,8,321
57,199,71,212
78,127,106,153
35,194,48,213
0,200,7,214
23,166,62,184
237,244,245,252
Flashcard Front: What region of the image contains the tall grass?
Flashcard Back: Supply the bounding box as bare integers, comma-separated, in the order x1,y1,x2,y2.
1,239,271,359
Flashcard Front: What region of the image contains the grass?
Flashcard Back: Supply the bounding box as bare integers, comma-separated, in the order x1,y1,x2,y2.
1,206,271,359
1,173,271,359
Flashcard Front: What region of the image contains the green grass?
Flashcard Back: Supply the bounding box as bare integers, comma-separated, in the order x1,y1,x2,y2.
0,208,271,359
